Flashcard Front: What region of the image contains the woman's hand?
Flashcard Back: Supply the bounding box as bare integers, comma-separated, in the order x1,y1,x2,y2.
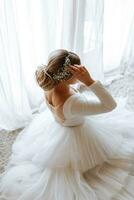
68,64,95,86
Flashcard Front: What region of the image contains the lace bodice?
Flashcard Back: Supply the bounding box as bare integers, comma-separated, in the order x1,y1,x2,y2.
45,81,117,127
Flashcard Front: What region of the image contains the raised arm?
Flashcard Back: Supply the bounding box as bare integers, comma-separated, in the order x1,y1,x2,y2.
70,80,117,116
67,64,117,116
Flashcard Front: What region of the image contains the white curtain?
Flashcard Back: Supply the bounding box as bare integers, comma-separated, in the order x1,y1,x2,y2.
1,0,134,131
120,12,134,74
103,0,134,72
0,0,104,131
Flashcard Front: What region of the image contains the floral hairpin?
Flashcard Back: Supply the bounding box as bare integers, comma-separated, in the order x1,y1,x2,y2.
52,55,73,81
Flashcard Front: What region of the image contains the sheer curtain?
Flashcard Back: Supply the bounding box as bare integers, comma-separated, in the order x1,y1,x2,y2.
1,0,134,131
0,0,104,131
103,0,134,72
120,12,134,74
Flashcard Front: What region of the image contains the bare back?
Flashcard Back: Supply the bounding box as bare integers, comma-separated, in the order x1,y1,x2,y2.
44,86,78,123
44,86,77,108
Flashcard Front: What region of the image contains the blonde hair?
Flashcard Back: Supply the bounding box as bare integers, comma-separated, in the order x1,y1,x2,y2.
35,49,81,91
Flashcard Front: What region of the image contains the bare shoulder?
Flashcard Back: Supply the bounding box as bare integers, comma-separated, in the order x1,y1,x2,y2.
44,90,75,107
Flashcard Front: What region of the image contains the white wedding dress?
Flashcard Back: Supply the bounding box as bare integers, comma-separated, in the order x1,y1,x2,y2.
0,81,134,200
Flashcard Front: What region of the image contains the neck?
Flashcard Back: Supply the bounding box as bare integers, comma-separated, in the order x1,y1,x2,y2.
53,82,70,93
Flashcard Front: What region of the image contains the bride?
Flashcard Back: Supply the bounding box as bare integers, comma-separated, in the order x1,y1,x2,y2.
0,49,134,200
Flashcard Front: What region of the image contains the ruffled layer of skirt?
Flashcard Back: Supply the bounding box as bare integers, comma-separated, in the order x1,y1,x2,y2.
0,106,134,199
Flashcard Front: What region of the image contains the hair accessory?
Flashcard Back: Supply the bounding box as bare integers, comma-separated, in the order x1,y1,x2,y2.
52,55,72,81
38,55,73,82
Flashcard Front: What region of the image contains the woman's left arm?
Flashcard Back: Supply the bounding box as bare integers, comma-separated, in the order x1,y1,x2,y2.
70,81,117,116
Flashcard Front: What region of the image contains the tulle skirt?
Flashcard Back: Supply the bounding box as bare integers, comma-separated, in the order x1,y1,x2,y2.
0,104,134,200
